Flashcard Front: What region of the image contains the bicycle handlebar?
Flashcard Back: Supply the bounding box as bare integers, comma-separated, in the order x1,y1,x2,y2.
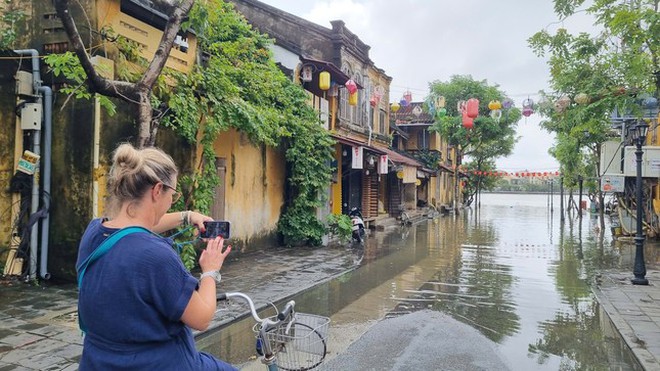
217,292,295,325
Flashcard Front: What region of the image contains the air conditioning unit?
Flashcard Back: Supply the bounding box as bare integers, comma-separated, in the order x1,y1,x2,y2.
623,146,660,178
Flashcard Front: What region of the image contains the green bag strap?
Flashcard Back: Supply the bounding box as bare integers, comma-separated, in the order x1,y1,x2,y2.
76,226,150,333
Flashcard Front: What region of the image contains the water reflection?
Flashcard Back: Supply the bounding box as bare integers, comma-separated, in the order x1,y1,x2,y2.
203,193,643,370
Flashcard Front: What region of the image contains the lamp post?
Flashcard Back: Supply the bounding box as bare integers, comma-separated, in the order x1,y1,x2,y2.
631,120,649,285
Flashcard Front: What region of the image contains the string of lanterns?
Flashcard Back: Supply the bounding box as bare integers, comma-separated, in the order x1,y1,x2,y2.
468,170,562,177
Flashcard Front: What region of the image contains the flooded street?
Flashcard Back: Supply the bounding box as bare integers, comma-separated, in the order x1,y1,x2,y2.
202,192,657,370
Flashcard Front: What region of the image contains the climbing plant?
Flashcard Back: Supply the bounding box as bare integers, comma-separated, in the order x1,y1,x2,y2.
161,0,334,247
43,0,334,267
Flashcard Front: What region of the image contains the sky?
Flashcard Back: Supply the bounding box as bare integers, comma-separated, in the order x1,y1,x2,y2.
259,0,596,172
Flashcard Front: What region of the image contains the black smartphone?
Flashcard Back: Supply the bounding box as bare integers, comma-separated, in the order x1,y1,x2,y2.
201,221,231,239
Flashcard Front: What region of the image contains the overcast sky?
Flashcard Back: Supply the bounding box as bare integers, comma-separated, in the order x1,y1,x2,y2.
259,0,597,172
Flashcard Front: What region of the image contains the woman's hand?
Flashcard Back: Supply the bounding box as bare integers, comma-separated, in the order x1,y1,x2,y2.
199,236,231,273
189,211,213,233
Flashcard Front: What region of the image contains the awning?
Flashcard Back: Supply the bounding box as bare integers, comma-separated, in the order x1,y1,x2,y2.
377,147,422,167
331,134,385,154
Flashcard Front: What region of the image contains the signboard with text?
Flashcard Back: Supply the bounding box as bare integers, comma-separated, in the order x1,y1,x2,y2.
601,175,624,193
351,146,363,169
378,155,388,174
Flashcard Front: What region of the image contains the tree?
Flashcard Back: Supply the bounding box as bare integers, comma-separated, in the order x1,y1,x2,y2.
528,0,659,226
429,75,521,206
53,0,194,147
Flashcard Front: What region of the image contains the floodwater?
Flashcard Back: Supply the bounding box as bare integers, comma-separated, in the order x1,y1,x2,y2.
202,192,655,370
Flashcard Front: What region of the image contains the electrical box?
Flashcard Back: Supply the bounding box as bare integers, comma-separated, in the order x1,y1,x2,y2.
15,71,33,96
623,146,660,178
600,140,623,175
20,103,42,130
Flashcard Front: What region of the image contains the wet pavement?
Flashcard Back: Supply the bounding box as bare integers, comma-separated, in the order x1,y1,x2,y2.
1,205,660,370
0,246,356,370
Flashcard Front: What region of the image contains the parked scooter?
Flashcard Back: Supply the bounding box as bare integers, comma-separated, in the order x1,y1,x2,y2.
348,207,366,244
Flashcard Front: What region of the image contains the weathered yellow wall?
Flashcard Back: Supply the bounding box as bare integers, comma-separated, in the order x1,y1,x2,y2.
212,129,285,242
96,0,197,73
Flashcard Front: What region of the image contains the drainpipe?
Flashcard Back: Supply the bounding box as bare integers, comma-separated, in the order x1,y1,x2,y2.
13,49,49,280
93,95,100,218
38,86,52,280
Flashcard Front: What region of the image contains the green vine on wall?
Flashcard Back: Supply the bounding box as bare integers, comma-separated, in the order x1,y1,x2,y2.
42,0,335,268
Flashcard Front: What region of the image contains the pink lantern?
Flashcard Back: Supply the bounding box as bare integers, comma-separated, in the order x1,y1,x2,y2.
522,107,534,117
370,96,378,107
345,79,358,94
466,98,479,118
502,98,514,109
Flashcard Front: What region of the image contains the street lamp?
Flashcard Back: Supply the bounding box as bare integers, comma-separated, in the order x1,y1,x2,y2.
631,120,649,285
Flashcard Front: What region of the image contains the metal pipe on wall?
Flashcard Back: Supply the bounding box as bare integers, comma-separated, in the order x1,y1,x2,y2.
38,86,52,280
13,49,52,280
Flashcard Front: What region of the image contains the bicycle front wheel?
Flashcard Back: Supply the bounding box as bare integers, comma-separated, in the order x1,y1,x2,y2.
261,314,330,371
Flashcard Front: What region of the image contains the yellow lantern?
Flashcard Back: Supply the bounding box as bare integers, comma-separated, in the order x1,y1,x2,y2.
396,171,404,179
488,100,502,110
437,96,446,108
319,71,330,91
349,91,358,106
391,102,401,113
415,179,421,186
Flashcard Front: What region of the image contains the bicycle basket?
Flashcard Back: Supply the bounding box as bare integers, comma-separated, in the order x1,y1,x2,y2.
253,313,330,371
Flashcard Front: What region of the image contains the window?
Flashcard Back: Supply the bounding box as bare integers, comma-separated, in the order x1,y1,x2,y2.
417,130,429,150
379,109,386,134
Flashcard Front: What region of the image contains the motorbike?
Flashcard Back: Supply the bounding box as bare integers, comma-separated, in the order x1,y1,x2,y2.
348,207,366,244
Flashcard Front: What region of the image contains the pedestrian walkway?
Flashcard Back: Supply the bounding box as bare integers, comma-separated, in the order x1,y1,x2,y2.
594,268,660,371
0,245,355,370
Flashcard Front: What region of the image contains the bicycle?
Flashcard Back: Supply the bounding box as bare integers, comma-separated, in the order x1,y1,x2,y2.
218,292,331,371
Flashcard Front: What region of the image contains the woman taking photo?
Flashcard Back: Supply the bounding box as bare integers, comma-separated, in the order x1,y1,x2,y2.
76,143,236,370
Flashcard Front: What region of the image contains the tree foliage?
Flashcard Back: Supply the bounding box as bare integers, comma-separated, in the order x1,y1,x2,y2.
528,0,659,190
0,0,24,49
428,75,521,204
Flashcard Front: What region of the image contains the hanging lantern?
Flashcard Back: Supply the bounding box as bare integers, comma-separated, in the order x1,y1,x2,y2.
466,98,479,118
490,109,502,122
522,107,534,117
404,90,412,104
369,96,378,107
415,179,422,186
462,111,474,130
522,98,534,109
488,100,502,110
437,107,447,118
349,91,358,106
555,95,571,113
555,171,560,176
437,96,446,108
301,65,313,82
319,71,330,91
400,97,410,107
391,102,401,113
502,98,514,109
345,79,358,94
574,93,590,105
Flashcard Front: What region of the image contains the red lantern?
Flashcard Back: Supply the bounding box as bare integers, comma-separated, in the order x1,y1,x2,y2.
466,98,479,119
555,171,560,176
543,172,548,176
462,111,474,129
345,79,358,94
515,173,519,177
